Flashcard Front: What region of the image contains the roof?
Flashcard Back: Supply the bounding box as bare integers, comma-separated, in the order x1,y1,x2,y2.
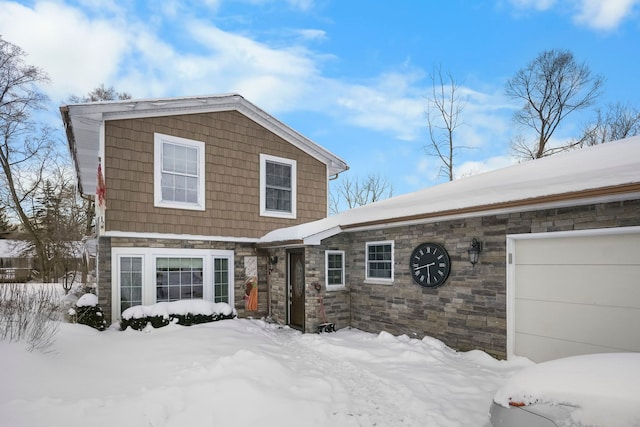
0,240,85,258
0,240,29,258
60,93,349,195
258,136,640,246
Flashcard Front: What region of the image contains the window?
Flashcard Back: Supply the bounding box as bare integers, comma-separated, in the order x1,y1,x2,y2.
154,133,205,210
120,256,143,313
156,257,204,302
325,250,345,290
214,258,229,303
260,154,297,218
366,241,394,283
112,248,234,321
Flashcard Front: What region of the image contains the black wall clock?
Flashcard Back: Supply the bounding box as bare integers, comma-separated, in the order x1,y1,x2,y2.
410,242,451,288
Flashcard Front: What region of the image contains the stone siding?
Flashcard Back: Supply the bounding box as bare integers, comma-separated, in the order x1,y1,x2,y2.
320,199,640,359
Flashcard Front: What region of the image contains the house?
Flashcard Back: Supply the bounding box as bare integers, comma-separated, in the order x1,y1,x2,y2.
256,136,640,362
63,93,640,363
61,94,348,323
0,239,32,283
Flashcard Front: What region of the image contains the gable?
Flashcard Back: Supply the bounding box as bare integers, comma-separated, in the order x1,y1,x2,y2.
61,93,348,195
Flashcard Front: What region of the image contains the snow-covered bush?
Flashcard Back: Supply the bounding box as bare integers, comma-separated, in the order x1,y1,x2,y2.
120,300,236,331
0,283,61,352
68,293,107,331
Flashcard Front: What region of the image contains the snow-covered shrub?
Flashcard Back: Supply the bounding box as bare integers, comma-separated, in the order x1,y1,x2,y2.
0,283,61,352
120,300,236,331
68,293,107,331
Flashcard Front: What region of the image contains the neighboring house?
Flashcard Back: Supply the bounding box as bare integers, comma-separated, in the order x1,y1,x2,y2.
257,136,640,362
61,94,348,323
0,239,32,283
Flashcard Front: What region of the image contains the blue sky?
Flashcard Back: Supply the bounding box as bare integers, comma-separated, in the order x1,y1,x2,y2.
1,0,639,197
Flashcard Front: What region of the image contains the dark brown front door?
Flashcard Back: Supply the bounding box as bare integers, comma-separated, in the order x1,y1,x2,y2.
289,250,305,330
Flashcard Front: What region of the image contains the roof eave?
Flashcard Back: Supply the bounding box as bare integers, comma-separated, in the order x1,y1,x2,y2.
341,184,640,232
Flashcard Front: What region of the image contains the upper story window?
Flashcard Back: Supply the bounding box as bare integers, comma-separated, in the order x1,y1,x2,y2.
260,154,297,219
365,241,394,284
154,133,205,211
325,250,345,290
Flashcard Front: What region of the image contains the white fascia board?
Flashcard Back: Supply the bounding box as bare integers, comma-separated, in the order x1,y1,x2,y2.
302,226,343,245
104,230,259,243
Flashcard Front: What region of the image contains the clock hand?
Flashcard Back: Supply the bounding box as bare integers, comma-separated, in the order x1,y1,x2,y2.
413,262,435,270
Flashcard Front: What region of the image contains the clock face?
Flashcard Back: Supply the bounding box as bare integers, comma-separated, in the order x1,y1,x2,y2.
410,243,451,288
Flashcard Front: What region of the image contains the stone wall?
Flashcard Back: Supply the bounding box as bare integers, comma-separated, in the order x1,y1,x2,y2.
320,199,640,359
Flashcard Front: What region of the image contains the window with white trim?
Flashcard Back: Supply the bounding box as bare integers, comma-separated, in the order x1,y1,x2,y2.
325,250,345,290
154,133,205,210
111,248,234,321
120,256,143,313
155,257,204,302
214,258,230,303
365,241,394,283
260,154,296,218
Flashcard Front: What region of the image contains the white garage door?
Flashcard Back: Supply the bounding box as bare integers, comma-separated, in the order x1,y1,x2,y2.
507,227,640,362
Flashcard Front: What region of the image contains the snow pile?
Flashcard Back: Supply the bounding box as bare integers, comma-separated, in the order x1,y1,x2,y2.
121,299,236,320
493,352,640,426
75,293,98,307
1,318,526,427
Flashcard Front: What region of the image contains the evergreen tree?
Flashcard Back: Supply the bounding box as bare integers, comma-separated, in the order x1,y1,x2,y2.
0,205,15,239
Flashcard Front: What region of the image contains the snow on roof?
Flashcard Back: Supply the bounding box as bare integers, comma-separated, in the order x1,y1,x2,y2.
0,240,29,258
258,136,640,246
0,240,85,258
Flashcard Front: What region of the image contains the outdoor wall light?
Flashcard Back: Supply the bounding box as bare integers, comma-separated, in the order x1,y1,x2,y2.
269,256,278,272
467,238,482,266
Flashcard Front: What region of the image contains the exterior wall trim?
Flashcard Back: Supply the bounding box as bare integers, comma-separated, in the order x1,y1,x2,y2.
104,230,259,243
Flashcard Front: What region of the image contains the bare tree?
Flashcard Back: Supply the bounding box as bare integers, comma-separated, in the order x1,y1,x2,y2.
576,102,640,146
330,173,393,214
68,83,131,103
0,36,60,282
505,49,604,159
425,66,469,181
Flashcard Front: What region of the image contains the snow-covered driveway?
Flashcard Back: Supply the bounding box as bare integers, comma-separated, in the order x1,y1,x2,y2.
1,319,528,427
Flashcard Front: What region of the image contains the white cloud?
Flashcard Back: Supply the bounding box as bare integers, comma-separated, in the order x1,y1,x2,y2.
573,0,640,30
296,28,327,41
509,0,639,30
0,0,516,158
455,155,517,179
508,0,557,11
0,1,129,101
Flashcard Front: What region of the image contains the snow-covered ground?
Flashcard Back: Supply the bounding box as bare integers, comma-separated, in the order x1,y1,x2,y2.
1,315,530,427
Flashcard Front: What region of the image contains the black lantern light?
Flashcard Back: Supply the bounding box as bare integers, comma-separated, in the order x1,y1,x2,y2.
467,238,482,266
269,256,278,272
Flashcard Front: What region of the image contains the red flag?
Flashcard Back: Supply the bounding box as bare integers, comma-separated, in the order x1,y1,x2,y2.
97,162,106,215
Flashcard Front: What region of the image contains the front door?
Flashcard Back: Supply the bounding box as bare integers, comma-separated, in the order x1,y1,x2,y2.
288,250,305,330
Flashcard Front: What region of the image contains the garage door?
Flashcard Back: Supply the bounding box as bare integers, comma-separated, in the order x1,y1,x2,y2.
507,227,640,362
